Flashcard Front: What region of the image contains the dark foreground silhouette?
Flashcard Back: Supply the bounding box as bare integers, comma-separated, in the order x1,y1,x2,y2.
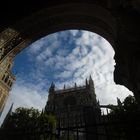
0,95,140,140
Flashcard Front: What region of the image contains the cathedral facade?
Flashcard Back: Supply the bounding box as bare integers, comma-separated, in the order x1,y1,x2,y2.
45,76,101,140
0,56,15,116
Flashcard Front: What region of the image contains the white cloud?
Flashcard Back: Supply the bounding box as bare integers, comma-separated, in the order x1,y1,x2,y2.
10,83,47,110
55,71,72,79
96,84,133,105
0,79,48,126
25,30,132,104
69,30,79,36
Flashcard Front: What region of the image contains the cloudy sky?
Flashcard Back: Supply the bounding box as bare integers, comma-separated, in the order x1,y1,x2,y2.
0,30,133,124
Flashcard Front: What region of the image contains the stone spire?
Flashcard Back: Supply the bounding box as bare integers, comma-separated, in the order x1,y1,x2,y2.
75,82,77,88
48,82,55,103
49,82,55,93
86,78,88,86
117,97,122,107
89,75,94,86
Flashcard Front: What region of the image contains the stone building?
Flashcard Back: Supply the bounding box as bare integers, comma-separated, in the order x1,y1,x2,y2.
0,56,15,116
45,76,101,140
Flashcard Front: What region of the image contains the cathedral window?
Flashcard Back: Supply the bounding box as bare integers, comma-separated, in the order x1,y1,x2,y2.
2,75,5,81
7,80,11,86
9,82,13,87
4,75,9,83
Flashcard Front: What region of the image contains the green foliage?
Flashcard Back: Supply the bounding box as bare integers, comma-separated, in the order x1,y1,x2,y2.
47,113,57,131
3,107,40,129
1,107,57,140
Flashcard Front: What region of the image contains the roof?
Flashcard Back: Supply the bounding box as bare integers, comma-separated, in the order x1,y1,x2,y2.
55,86,87,94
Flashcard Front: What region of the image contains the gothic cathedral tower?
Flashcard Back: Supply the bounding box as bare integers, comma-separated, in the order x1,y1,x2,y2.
45,76,101,140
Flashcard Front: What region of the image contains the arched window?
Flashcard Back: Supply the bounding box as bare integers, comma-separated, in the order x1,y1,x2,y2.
4,75,9,83
9,82,13,87
8,80,11,86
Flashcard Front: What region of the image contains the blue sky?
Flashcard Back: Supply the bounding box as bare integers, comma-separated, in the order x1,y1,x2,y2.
0,30,133,124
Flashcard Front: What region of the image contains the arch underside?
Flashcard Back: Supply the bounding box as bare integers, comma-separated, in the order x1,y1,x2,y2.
0,3,116,62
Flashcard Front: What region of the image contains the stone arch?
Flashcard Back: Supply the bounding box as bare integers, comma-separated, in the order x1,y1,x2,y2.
0,3,117,63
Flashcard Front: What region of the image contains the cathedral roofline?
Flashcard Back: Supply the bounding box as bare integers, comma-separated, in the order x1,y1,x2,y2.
48,76,94,94
55,85,87,94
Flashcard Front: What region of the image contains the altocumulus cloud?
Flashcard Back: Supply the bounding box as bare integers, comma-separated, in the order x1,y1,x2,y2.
0,30,133,125
27,30,133,102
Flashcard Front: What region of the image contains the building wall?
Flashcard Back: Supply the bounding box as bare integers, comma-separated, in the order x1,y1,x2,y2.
0,56,15,115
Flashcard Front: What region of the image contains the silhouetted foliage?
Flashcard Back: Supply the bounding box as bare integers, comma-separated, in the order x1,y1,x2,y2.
0,107,57,140
108,95,140,140
3,107,40,129
1,95,140,140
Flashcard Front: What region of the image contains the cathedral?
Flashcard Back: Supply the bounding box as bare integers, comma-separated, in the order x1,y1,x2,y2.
1,76,133,140
45,76,102,140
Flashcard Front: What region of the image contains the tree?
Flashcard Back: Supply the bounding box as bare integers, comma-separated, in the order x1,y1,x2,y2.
0,107,57,140
108,95,140,140
123,95,139,112
2,107,40,129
